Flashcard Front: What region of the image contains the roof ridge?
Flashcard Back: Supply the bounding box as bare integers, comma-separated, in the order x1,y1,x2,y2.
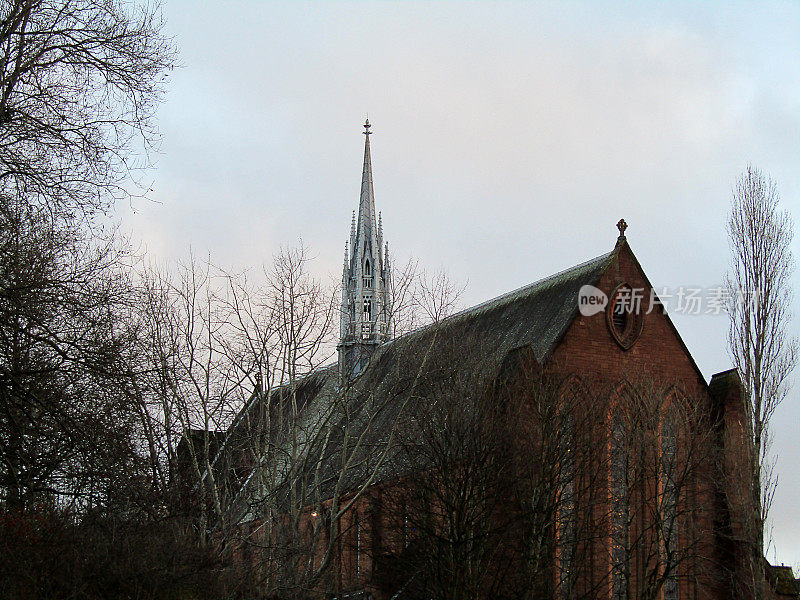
382,249,615,348
444,249,615,323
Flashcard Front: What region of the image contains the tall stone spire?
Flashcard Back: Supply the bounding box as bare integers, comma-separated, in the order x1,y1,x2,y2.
358,119,376,238
338,119,391,381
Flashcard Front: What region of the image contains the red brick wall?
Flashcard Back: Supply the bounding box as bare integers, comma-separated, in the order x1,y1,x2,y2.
546,242,724,600
549,242,708,396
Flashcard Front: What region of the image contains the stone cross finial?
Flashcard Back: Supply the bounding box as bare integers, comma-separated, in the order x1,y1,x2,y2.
617,218,627,237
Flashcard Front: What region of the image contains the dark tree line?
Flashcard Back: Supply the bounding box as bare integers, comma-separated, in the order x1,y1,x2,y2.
0,2,216,599
0,0,175,513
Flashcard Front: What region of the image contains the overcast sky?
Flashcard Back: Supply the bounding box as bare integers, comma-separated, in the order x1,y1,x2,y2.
118,0,800,568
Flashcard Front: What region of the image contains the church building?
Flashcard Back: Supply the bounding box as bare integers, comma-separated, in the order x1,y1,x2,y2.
206,122,796,600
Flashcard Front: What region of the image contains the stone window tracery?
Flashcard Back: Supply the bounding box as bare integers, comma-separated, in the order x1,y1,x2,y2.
607,283,644,350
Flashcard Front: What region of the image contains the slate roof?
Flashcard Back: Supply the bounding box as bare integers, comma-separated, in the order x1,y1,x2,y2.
219,248,617,523
380,247,616,365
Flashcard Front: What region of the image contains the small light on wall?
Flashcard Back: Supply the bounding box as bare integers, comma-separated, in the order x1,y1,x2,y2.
311,511,318,518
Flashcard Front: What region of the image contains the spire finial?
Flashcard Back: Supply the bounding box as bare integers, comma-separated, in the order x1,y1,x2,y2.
616,218,628,244
363,118,371,136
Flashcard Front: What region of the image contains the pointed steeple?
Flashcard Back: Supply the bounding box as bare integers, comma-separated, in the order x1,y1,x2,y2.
338,119,391,381
351,119,380,274
359,118,376,230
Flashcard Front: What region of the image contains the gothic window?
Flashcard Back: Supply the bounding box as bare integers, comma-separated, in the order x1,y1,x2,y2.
363,259,373,288
606,284,644,350
363,296,372,319
558,409,577,599
661,409,680,600
610,408,629,600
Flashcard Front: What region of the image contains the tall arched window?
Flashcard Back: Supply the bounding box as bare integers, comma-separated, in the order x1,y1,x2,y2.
558,408,576,599
557,376,588,600
661,408,680,600
610,407,629,600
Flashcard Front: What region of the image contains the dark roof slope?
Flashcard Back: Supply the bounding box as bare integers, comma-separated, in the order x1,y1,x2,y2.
222,249,616,521
380,248,614,365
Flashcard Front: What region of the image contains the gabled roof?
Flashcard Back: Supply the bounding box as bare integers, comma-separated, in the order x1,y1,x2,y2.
379,248,615,365
219,248,618,522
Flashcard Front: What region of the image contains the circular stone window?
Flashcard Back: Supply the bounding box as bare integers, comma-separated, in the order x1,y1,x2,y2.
606,283,644,350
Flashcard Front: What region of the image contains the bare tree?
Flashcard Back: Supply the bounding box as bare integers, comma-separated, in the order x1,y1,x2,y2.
133,243,385,597
725,165,797,597
136,256,237,536
130,244,468,596
178,249,470,598
266,244,337,384
0,201,237,600
0,0,176,514
0,198,142,510
385,256,421,337
414,266,466,326
134,245,335,537
234,302,440,597
386,256,465,337
0,0,176,218
0,4,235,598
380,334,515,600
